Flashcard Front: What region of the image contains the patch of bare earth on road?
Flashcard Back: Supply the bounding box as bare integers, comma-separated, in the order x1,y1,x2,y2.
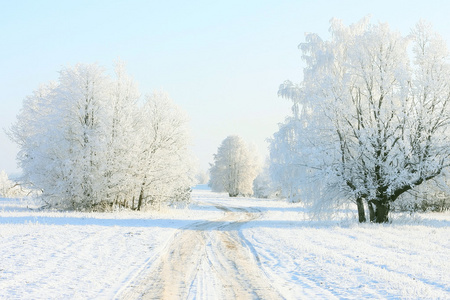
118,205,283,299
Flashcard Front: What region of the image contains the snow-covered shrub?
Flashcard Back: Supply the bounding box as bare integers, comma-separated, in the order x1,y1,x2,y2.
392,180,450,212
0,171,33,198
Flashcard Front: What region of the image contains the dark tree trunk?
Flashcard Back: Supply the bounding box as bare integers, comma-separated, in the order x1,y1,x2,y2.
356,197,366,223
368,200,390,223
137,187,144,211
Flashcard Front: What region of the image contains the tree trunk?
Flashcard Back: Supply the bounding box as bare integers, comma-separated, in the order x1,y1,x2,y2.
137,187,144,211
368,200,390,223
356,197,366,223
368,200,375,222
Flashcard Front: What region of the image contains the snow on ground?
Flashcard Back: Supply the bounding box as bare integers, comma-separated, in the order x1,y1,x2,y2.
1,187,449,299
0,192,224,299
239,199,450,299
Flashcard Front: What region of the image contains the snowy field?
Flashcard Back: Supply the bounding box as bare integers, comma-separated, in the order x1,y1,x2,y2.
1,187,449,299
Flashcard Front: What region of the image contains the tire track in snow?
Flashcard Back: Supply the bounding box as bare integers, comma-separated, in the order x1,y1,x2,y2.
118,204,284,299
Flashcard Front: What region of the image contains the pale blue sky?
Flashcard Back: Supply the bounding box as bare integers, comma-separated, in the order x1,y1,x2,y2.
1,0,450,175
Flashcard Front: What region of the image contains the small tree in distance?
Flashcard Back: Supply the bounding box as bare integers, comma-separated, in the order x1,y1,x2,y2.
209,135,260,197
0,171,14,198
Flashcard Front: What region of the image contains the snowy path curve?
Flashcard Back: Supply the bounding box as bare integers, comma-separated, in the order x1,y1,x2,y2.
118,203,284,299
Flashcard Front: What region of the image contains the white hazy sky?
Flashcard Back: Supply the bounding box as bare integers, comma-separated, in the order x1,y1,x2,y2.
1,0,450,175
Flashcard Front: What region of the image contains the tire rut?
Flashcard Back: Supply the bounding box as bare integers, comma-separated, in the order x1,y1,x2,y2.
119,205,283,299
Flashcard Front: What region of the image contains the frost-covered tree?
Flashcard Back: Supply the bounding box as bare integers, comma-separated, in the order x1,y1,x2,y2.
0,171,13,197
274,18,450,223
11,62,194,210
268,116,305,202
135,91,195,210
11,63,111,209
209,135,260,197
253,159,279,199
195,170,210,185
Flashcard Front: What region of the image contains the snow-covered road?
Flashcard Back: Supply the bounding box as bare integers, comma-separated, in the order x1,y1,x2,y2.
119,203,283,299
1,188,449,299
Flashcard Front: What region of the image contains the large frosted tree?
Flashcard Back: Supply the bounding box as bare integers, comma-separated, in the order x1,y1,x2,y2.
209,135,260,197
11,64,111,209
11,62,194,210
273,18,450,223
